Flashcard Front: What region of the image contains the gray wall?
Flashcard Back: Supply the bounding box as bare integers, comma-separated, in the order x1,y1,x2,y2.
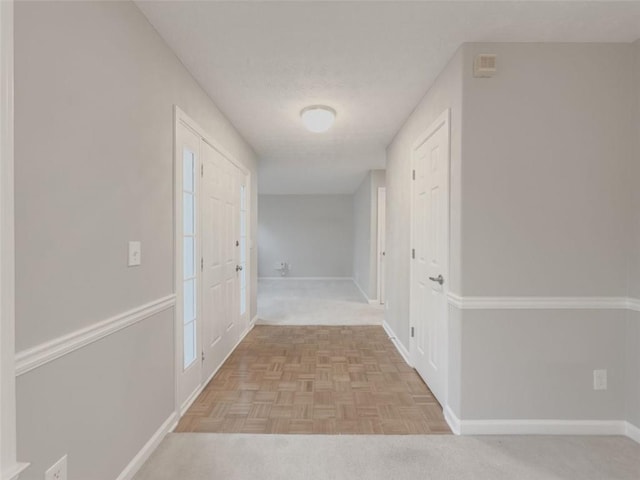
627,39,640,430
14,1,258,479
258,195,354,278
352,170,385,300
386,43,637,422
458,43,633,421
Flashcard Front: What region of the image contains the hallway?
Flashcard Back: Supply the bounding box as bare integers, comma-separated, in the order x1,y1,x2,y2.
257,279,384,326
176,326,449,434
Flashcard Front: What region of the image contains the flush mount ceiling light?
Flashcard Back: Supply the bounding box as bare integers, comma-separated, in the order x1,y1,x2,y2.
300,105,336,133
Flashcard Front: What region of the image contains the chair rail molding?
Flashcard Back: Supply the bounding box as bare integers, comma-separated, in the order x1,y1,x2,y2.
447,292,635,311
15,295,176,376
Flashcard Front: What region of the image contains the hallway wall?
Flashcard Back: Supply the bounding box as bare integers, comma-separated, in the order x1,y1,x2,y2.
14,1,258,479
258,194,354,278
386,42,637,424
384,47,464,367
352,170,385,301
457,43,633,421
626,38,640,431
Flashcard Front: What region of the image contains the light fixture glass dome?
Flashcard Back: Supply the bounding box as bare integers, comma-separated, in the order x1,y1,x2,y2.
300,105,336,133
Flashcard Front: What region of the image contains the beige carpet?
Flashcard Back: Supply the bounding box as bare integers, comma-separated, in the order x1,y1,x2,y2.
257,279,384,326
134,433,640,480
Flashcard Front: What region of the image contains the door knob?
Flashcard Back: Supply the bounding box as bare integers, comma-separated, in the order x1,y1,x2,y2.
236,265,243,272
428,274,444,285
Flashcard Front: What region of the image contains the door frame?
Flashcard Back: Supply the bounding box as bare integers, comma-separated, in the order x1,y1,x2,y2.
408,108,451,406
173,106,252,416
376,187,386,305
0,2,29,477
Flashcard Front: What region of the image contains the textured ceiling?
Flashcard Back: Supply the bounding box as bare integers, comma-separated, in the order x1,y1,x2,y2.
136,1,640,194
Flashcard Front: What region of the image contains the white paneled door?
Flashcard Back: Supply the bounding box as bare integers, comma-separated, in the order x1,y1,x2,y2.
410,110,450,406
176,110,250,412
201,144,248,381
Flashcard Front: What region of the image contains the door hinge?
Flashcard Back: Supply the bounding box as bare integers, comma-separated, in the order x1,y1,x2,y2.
412,248,415,259
412,170,415,180
411,327,415,338
201,164,204,177
201,351,205,362
201,257,204,271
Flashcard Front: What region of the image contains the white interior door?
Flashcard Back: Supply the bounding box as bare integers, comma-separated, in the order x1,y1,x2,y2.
377,187,386,305
200,141,227,379
201,141,243,381
176,122,202,407
410,110,450,405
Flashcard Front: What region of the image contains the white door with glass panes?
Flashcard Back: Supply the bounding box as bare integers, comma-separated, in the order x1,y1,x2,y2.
176,113,251,410
177,122,202,407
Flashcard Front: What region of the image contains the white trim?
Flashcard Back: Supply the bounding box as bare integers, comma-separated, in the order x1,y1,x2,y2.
115,411,179,480
353,278,378,305
179,322,255,416
447,293,635,311
258,277,352,281
15,295,176,376
444,407,640,443
250,314,258,326
625,421,640,444
382,321,413,367
443,405,461,435
627,297,640,312
2,463,29,480
461,418,625,436
0,2,25,477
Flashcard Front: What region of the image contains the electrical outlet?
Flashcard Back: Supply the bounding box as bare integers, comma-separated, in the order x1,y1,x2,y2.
45,455,67,480
128,241,141,267
593,369,607,391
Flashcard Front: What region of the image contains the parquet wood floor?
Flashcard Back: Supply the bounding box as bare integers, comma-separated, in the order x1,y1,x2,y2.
176,325,451,434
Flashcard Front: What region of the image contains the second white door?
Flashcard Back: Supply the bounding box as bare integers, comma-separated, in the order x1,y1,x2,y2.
201,140,248,382
410,110,450,406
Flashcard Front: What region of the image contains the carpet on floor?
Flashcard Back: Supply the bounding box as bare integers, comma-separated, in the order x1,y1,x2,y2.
134,433,640,480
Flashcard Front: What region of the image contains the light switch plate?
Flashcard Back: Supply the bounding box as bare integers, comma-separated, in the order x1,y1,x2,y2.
45,455,67,480
128,241,141,267
593,369,607,390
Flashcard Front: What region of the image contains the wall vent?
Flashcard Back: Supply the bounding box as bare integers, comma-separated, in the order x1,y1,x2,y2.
473,54,497,77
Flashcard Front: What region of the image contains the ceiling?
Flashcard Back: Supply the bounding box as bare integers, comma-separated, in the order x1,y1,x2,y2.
136,1,640,194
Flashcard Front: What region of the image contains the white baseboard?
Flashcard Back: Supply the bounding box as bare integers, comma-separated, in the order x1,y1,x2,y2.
443,407,639,443
460,419,626,436
382,321,412,367
626,421,640,444
251,314,258,325
116,411,178,480
259,277,352,281
352,278,381,305
444,405,461,435
2,463,30,480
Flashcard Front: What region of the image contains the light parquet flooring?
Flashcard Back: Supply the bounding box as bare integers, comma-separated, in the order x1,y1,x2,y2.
176,325,451,435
